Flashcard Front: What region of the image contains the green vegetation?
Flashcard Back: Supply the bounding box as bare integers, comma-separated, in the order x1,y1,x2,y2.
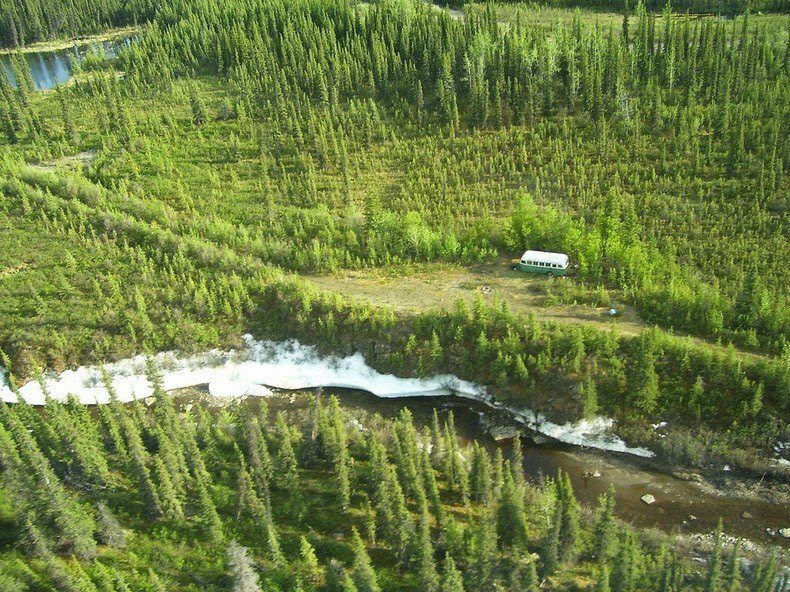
0,0,787,532
1,0,787,444
0,388,783,590
0,0,153,48
454,0,788,16
0,0,788,587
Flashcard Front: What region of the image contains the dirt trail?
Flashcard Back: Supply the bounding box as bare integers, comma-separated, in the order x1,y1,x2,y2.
306,261,765,362
28,149,98,173
307,260,646,336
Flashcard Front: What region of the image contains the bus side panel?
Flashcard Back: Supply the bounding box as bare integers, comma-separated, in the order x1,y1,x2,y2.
518,263,567,275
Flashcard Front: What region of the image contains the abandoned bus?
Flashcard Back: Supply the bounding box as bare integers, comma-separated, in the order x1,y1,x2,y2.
517,250,569,276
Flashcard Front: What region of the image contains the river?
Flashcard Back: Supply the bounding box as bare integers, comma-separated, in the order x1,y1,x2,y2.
2,337,787,549
229,386,788,549
0,36,133,90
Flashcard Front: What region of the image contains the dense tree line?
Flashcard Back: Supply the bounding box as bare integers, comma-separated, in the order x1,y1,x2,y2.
112,0,787,351
473,0,789,16
0,0,156,47
0,147,786,469
1,1,786,351
0,378,784,589
254,277,787,469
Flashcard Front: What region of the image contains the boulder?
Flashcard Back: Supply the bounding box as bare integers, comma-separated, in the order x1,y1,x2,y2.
488,425,521,441
640,494,656,505
741,511,753,520
780,528,790,539
531,434,550,445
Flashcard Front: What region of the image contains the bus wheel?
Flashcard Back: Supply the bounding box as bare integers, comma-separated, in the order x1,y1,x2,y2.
546,272,554,277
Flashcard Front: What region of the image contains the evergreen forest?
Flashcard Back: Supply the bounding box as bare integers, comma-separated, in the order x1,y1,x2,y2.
0,0,787,588
0,383,785,590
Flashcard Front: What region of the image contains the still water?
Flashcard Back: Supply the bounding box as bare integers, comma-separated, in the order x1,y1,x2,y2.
0,37,133,90
244,387,788,548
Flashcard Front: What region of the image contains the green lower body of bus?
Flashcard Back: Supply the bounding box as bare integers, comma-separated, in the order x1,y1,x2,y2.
517,263,567,276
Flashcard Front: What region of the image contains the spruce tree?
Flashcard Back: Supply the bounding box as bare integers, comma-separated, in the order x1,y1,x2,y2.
509,559,540,592
469,442,492,505
416,500,439,592
264,505,285,566
705,519,724,592
152,455,185,520
581,376,599,419
465,502,498,588
124,415,163,519
299,536,323,589
594,486,617,564
496,469,529,550
749,553,779,592
440,554,465,592
95,502,127,549
350,528,380,592
421,446,443,526
430,409,444,467
227,540,263,592
611,528,641,592
246,417,273,499
147,569,168,592
189,82,208,126
275,413,299,490
543,505,561,576
328,397,352,508
596,565,612,592
196,479,224,544
557,471,581,563
724,543,740,592
339,570,358,592
235,446,265,520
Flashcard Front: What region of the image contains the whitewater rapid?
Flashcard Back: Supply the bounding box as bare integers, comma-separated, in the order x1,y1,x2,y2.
0,335,654,458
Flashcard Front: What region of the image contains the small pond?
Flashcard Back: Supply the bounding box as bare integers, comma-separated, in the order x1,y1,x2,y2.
1,36,134,90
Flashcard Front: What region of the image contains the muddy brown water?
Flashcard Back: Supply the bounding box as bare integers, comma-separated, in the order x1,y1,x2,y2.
240,387,789,548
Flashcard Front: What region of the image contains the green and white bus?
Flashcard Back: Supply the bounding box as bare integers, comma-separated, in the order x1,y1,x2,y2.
517,250,569,276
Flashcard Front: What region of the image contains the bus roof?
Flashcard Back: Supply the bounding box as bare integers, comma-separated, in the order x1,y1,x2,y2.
521,250,569,267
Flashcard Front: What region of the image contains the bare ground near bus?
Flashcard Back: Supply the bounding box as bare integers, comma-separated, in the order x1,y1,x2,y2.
305,259,763,362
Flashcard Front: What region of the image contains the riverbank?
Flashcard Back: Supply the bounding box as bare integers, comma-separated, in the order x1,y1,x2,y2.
2,335,787,547
179,385,790,550
0,25,141,55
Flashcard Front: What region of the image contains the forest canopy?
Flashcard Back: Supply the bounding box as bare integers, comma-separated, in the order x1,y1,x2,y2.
0,0,788,588
0,0,787,539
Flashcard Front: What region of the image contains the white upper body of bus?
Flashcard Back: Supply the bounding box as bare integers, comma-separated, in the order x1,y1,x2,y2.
520,250,569,269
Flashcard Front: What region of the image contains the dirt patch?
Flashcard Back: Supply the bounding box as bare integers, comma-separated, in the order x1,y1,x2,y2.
0,262,30,279
305,260,763,362
306,260,646,336
29,149,98,172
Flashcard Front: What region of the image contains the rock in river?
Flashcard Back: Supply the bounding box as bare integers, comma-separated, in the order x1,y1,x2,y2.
640,494,656,505
487,425,521,441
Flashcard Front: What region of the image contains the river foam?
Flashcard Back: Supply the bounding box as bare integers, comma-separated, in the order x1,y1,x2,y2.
0,335,654,457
